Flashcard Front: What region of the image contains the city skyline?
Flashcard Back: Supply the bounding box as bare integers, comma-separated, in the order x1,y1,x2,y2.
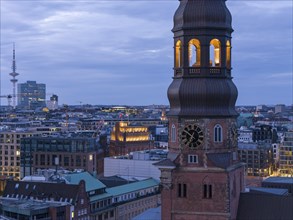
0,0,292,106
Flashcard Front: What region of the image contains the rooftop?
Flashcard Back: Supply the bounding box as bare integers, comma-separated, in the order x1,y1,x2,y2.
249,187,288,196
64,172,106,192
263,177,293,184
106,178,159,196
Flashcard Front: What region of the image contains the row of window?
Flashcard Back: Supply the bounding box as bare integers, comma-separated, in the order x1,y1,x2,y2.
35,154,91,167
175,39,231,68
171,124,223,143
178,183,212,199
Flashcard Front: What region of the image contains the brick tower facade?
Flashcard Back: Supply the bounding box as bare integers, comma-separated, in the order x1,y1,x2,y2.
155,1,245,219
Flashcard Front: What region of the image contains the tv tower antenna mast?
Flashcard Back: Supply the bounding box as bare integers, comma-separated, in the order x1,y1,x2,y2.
9,43,19,109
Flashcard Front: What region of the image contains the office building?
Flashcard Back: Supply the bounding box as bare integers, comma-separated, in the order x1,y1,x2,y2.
20,135,102,178
279,132,293,176
17,80,46,109
238,142,273,176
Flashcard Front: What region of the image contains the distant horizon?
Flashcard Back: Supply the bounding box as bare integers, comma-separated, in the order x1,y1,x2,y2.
2,102,292,108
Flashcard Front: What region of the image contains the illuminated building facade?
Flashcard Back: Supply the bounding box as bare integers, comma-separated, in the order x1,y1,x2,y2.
109,122,154,156
155,0,245,219
279,132,293,176
238,142,273,176
0,131,34,179
20,136,101,178
17,80,46,109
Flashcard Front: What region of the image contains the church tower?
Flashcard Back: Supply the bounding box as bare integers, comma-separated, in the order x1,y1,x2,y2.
155,1,245,219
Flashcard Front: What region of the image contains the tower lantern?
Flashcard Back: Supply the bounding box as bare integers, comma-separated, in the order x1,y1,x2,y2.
155,1,245,219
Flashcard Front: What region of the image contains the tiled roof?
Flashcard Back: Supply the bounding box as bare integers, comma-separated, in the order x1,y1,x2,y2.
3,181,79,203
153,159,176,167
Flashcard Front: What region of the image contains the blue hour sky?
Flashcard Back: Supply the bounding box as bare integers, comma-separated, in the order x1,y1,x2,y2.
0,0,292,106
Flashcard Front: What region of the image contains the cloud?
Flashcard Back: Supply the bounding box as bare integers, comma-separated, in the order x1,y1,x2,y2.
0,0,292,106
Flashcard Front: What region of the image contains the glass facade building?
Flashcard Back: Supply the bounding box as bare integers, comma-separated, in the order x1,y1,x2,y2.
20,137,99,178
17,80,46,109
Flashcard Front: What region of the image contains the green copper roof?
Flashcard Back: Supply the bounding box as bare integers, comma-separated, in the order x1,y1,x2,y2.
90,192,112,202
64,172,106,192
106,178,159,196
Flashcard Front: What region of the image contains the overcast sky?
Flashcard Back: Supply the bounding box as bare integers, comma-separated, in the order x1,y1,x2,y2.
0,0,292,106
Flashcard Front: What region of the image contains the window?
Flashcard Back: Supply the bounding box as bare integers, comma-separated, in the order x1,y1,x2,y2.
177,183,187,198
214,124,222,142
171,124,176,142
188,39,201,67
175,40,182,68
188,155,198,163
226,40,231,68
210,39,221,67
203,184,212,199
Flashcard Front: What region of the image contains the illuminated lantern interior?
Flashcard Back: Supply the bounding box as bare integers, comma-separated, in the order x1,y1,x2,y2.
210,39,221,67
175,40,182,68
188,39,201,67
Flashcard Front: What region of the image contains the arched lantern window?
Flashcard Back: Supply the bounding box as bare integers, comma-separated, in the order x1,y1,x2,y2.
188,39,201,67
175,40,182,68
226,40,231,69
210,39,221,67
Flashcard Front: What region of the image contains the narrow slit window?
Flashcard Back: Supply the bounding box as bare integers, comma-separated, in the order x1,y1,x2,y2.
171,124,176,142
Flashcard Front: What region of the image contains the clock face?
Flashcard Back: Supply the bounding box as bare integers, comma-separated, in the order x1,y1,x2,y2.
181,124,204,149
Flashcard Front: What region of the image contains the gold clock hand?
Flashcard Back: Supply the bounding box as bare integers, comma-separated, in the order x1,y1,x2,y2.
183,130,193,137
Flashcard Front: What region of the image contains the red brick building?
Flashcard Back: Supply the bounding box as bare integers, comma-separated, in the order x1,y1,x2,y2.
155,0,245,219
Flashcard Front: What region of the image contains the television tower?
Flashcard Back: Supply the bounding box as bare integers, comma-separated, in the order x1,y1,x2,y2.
9,43,19,109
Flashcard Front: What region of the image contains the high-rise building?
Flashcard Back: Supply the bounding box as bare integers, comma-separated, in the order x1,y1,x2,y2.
47,94,58,110
155,1,245,219
17,80,46,109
